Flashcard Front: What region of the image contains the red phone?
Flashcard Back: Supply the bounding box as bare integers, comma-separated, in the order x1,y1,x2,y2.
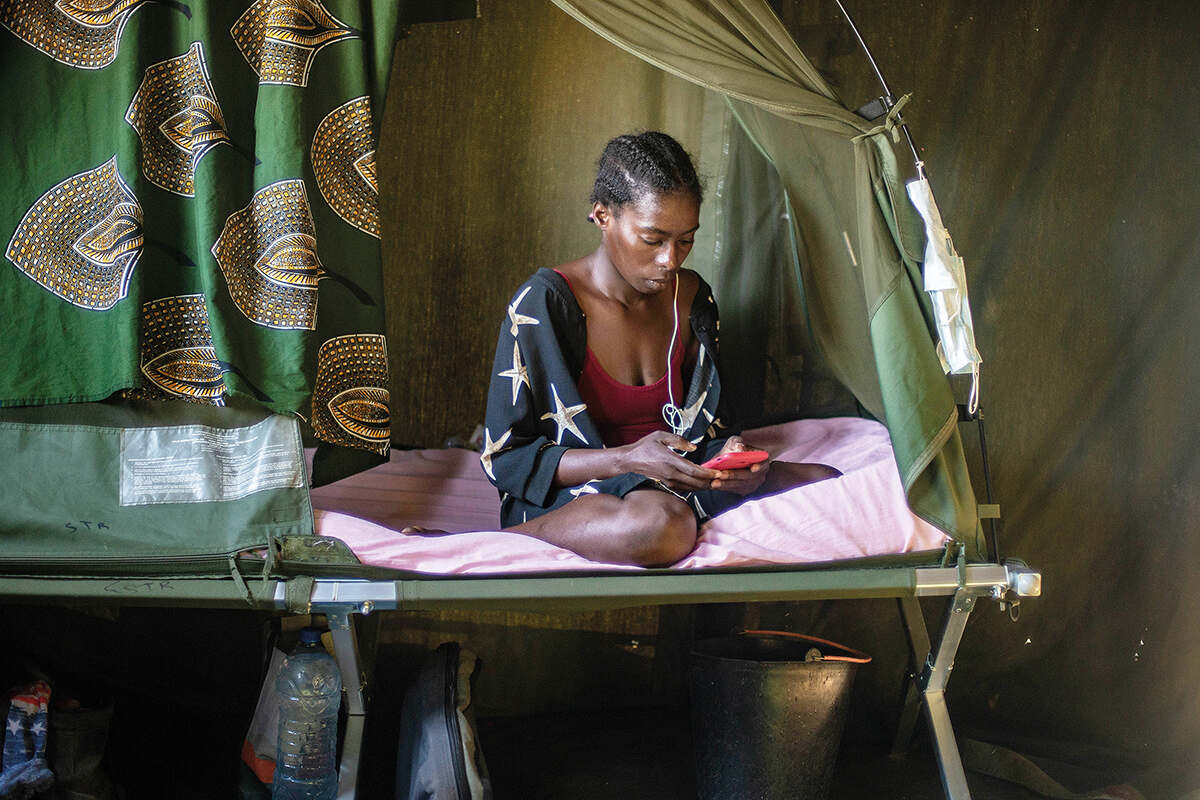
701,449,769,471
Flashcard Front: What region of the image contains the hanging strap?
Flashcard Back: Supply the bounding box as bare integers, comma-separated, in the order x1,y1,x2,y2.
227,556,254,607
968,362,982,415
285,575,315,615
740,629,872,663
851,92,912,143
260,539,278,585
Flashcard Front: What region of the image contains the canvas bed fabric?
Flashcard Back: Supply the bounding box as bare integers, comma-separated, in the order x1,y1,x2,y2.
550,0,982,557
0,0,402,485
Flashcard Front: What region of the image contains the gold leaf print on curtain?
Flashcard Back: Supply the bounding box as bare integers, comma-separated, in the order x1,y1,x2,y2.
231,0,360,87
126,42,235,197
0,0,185,69
138,294,227,405
311,334,391,455
5,155,142,310
132,294,273,405
312,96,379,238
211,179,322,330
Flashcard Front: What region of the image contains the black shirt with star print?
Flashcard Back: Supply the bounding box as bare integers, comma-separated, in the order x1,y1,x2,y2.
482,268,737,528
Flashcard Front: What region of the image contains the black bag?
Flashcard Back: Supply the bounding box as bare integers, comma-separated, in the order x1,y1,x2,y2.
395,642,491,800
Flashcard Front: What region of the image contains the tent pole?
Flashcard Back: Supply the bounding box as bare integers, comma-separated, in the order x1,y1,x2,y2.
975,412,1001,561
831,0,926,178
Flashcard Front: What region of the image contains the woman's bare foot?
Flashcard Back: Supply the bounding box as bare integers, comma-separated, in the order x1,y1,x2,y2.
400,525,449,536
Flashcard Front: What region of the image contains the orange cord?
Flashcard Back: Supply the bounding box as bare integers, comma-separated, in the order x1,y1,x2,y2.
740,629,873,664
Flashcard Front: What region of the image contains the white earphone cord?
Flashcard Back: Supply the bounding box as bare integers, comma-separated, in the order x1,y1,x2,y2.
661,275,686,437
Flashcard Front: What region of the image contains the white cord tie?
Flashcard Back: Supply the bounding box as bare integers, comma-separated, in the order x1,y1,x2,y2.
661,275,687,437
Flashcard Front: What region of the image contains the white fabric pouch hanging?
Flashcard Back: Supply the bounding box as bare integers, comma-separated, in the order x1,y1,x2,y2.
905,177,983,412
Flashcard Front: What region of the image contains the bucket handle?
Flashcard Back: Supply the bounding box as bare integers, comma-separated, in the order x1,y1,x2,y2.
740,629,872,664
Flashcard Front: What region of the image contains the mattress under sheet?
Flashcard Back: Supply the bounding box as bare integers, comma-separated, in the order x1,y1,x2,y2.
309,417,949,574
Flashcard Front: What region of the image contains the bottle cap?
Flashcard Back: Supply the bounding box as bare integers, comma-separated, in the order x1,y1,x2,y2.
299,627,323,644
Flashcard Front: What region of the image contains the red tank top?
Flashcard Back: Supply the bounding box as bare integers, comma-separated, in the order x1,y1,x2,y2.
555,269,686,447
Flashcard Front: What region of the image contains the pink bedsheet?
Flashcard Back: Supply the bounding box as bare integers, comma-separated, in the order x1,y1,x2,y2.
310,417,949,574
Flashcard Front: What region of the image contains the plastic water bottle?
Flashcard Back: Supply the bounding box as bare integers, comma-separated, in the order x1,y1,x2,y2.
273,628,342,799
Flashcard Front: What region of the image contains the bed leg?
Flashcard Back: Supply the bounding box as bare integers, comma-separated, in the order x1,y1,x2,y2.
327,609,376,800
338,714,364,800
892,590,977,799
891,596,931,756
922,588,977,800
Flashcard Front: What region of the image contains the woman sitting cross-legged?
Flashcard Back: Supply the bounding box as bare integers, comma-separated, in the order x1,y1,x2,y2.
476,131,839,567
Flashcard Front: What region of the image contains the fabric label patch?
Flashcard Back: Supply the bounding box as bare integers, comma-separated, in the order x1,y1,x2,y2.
120,416,305,506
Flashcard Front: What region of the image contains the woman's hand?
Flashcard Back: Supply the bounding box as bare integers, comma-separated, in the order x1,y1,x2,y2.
556,433,772,496
617,431,721,492
706,436,769,496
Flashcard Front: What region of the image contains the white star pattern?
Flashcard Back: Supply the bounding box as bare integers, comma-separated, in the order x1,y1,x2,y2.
705,409,727,440
30,721,46,736
569,480,601,497
6,718,21,735
540,384,588,445
498,340,530,405
507,286,541,337
479,427,512,481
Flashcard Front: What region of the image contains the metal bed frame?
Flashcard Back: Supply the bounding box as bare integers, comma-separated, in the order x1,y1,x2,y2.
5,556,1037,800
322,561,1039,799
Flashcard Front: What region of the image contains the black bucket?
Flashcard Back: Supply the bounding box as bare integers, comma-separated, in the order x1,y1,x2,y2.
689,630,870,800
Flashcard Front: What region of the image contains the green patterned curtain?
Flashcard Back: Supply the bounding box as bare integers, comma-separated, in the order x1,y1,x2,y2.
0,0,401,483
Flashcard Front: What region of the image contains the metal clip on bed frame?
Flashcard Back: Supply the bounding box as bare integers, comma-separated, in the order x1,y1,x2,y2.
894,556,1042,799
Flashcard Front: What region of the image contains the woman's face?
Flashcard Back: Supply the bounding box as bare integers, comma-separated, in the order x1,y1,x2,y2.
596,191,700,294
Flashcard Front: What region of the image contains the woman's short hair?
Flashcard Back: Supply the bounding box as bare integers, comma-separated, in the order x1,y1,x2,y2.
589,131,703,211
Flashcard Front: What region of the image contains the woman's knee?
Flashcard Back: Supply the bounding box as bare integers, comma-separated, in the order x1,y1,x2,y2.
616,492,697,567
